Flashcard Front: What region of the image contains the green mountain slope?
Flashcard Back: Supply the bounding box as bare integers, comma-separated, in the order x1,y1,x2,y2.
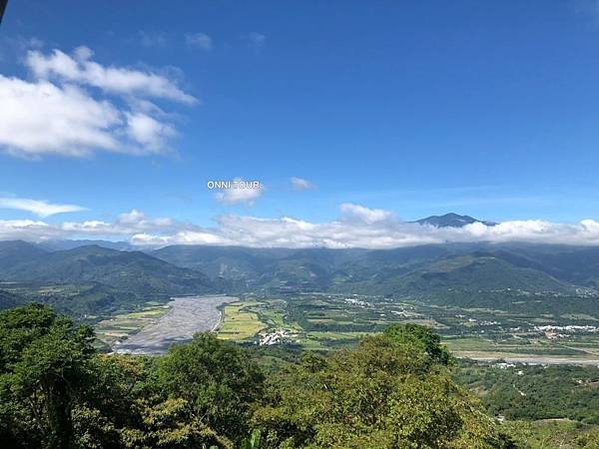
414,212,496,227
0,243,214,296
366,255,570,295
0,289,25,310
0,240,48,271
2,240,598,314
154,244,578,297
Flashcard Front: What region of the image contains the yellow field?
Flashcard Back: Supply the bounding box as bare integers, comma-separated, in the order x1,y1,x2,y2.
218,302,266,340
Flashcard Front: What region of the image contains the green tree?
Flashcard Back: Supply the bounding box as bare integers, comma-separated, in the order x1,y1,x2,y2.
254,331,508,449
73,354,158,448
576,427,599,448
157,333,265,445
0,304,95,449
384,323,453,366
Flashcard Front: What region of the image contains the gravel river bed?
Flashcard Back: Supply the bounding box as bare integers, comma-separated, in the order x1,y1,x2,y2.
114,295,238,354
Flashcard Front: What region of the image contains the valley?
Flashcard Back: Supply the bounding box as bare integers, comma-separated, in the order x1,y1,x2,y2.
105,295,238,354
212,293,599,364
2,239,599,363
93,288,599,363
1,238,599,447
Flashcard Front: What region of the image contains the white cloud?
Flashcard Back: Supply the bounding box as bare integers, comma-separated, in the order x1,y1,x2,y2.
339,203,394,224
26,47,197,104
0,46,196,158
60,209,175,236
116,209,173,228
125,112,177,151
0,197,87,217
290,177,317,191
0,220,60,241
215,178,264,205
0,76,123,157
132,230,226,246
5,204,599,249
185,33,212,51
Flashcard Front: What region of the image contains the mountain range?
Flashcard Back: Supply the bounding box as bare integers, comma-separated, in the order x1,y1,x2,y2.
0,241,215,316
0,241,212,294
1,213,599,316
150,243,577,295
414,212,497,227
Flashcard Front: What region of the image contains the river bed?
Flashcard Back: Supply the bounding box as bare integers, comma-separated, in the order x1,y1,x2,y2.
114,295,238,354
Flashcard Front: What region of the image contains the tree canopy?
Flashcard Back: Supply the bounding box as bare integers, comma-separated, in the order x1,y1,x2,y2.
253,332,510,449
0,305,516,449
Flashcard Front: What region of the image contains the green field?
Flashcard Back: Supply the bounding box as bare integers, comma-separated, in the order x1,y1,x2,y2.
211,294,599,363
444,335,599,364
87,291,599,363
218,302,267,340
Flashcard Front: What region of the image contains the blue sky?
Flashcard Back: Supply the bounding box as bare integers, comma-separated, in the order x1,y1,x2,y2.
2,1,599,247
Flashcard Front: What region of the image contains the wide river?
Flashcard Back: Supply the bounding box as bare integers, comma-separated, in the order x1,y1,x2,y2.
114,295,238,355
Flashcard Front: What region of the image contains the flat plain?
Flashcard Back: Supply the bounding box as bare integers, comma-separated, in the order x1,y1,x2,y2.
213,293,599,364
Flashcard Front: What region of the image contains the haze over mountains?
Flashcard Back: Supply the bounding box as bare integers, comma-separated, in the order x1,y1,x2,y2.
0,241,212,294
149,242,580,294
1,213,599,317
0,220,595,314
24,213,499,253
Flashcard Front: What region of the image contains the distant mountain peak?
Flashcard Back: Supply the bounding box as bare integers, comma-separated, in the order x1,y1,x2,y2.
37,239,132,252
414,213,496,228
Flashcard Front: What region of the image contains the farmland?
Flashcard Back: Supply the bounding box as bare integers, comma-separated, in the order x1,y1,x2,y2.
213,293,599,363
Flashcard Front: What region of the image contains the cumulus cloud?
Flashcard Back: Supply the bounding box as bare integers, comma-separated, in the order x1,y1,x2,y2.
132,230,226,247
214,178,264,205
136,215,599,249
0,197,87,217
185,33,213,51
339,203,394,224
5,205,599,249
0,77,123,157
0,46,196,158
60,209,175,236
0,219,61,241
290,177,317,191
26,47,196,104
125,112,177,151
116,209,173,228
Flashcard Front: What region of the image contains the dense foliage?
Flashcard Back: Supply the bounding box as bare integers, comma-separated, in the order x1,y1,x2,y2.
0,305,516,449
253,333,510,448
0,304,95,448
456,362,599,424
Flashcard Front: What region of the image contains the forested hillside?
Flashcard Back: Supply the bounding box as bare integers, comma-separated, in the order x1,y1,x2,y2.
0,243,214,295
0,305,521,449
4,240,599,319
151,242,598,297
0,242,218,317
